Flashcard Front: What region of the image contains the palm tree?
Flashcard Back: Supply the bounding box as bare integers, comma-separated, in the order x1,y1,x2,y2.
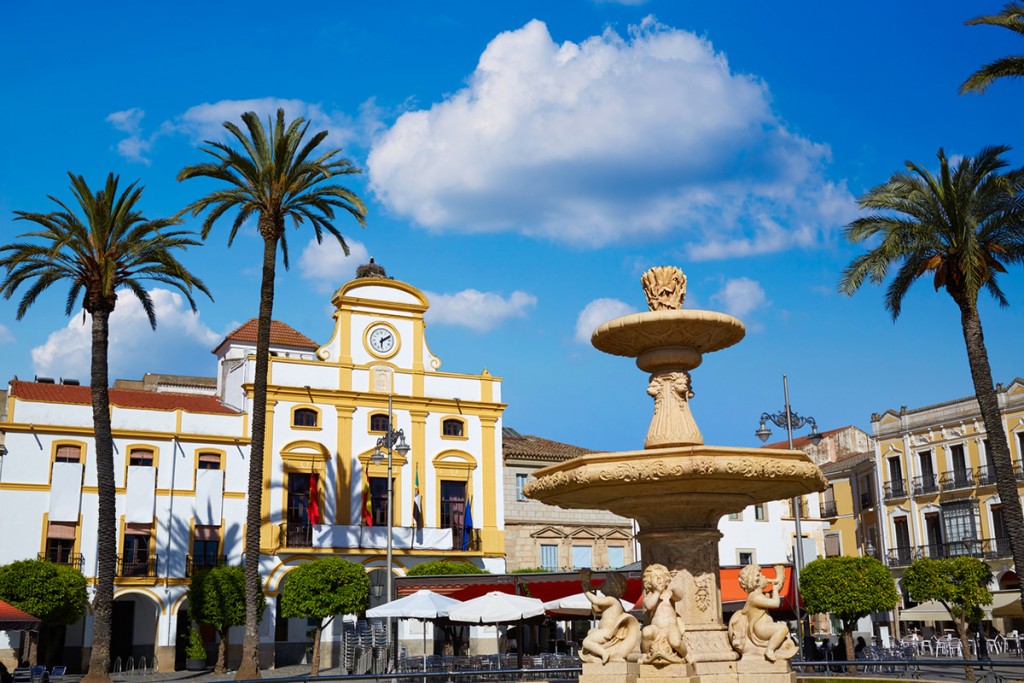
177,108,366,679
961,2,1024,94
839,145,1024,614
0,173,210,683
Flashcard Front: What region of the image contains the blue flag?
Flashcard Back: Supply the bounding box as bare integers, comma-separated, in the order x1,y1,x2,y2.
462,497,473,550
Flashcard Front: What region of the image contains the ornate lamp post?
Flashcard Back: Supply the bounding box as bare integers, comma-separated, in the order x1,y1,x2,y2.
755,373,823,644
371,395,410,670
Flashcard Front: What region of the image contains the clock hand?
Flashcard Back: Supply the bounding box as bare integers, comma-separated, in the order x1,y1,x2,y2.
382,334,392,344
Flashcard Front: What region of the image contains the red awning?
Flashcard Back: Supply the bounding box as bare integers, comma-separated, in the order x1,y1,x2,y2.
0,599,40,631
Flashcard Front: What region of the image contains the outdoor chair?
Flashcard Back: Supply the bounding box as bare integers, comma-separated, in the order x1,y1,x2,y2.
919,637,933,656
12,668,31,683
48,667,65,682
29,665,46,683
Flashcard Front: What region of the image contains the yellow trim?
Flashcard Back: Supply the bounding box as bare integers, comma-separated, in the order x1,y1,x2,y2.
440,417,468,441
480,417,499,554
260,400,276,553
359,448,407,522
336,407,355,524
0,483,49,492
2,422,249,445
289,404,323,431
431,450,475,531
192,447,226,487
363,321,401,360
123,443,159,485
333,278,430,311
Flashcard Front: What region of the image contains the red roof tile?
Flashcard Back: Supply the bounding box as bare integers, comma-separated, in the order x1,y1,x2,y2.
759,426,849,451
10,381,239,415
0,599,39,630
502,428,594,461
222,319,318,350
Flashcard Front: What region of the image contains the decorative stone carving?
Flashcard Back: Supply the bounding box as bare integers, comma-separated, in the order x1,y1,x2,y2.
646,371,702,448
579,570,641,664
727,564,798,663
641,266,687,311
640,564,691,665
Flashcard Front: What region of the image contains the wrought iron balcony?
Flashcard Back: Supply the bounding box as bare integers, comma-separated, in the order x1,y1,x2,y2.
976,466,999,486
186,554,227,577
37,552,84,571
886,546,916,567
117,555,158,578
281,523,313,548
920,537,1008,561
912,474,939,495
938,469,974,491
883,481,908,501
819,500,838,518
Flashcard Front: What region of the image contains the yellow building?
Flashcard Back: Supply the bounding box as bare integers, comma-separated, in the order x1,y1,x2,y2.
871,378,1024,591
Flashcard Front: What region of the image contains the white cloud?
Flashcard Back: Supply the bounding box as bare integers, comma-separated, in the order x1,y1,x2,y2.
0,324,14,344
31,289,221,381
424,289,537,332
298,237,369,293
575,298,638,343
107,98,368,165
712,277,767,318
368,18,855,257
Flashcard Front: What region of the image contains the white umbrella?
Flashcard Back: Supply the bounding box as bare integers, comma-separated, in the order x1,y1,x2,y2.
444,591,546,668
543,591,633,617
367,589,463,669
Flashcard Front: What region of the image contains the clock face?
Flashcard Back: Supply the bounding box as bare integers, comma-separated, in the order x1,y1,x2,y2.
368,326,396,355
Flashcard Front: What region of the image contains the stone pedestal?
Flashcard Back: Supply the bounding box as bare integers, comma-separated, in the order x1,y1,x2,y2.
581,660,640,683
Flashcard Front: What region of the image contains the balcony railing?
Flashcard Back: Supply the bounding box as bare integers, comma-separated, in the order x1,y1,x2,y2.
883,481,908,501
860,492,874,510
976,466,999,486
280,522,458,551
886,537,1010,567
117,555,158,578
939,469,975,491
186,554,227,577
38,552,84,571
820,500,838,518
912,474,939,495
282,522,313,548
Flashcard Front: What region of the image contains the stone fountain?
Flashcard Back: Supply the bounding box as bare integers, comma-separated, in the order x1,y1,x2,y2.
524,266,826,683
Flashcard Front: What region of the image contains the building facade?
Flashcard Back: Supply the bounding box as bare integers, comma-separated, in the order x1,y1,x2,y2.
872,378,1024,593
0,272,506,671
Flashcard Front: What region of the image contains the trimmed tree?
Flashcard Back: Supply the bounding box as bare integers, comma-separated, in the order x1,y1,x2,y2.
405,561,488,576
178,109,366,680
800,556,899,662
902,556,993,683
188,566,262,674
0,559,88,665
279,558,369,676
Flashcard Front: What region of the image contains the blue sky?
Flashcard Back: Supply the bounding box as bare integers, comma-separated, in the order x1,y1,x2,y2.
3,1,1024,453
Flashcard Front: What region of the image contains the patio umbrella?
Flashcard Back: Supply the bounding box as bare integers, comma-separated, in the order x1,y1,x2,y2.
543,590,633,617
0,600,39,631
444,591,545,669
367,589,462,668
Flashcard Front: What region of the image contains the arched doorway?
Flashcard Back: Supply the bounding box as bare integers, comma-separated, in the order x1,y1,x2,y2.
173,600,191,671
111,592,160,671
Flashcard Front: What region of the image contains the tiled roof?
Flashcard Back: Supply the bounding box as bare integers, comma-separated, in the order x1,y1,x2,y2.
10,381,240,415
221,319,318,350
502,427,593,461
759,426,850,451
819,450,874,475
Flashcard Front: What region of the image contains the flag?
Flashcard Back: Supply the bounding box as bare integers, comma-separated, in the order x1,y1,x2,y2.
462,496,473,551
308,473,321,525
362,472,373,526
412,468,423,530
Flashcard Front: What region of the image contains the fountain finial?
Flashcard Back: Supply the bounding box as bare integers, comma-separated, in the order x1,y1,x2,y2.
641,266,687,311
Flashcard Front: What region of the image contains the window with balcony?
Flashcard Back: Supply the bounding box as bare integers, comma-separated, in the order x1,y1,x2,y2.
942,499,979,557
286,473,313,547
121,523,152,576
915,449,938,494
440,480,467,541
943,444,973,489
892,516,912,565
886,456,906,498
44,521,78,566
190,525,221,575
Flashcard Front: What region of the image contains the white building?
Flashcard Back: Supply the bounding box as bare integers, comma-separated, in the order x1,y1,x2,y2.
0,271,506,672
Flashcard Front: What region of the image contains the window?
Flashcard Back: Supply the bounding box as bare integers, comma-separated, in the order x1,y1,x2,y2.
608,545,625,568
286,473,314,547
738,550,754,566
755,504,766,521
571,545,592,569
55,445,82,463
440,480,467,535
192,526,220,572
121,524,151,576
370,414,389,432
824,533,841,558
540,544,558,570
197,452,221,470
893,517,912,564
727,512,741,521
942,499,978,556
45,522,77,564
129,448,154,467
516,473,528,501
442,419,464,437
293,408,318,428
369,476,391,527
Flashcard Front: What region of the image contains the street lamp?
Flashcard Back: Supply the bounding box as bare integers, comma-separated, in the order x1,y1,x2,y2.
370,394,410,670
755,373,822,647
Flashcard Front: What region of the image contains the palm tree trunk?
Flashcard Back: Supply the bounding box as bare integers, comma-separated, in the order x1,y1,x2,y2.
83,309,115,683
235,234,279,680
958,301,1024,613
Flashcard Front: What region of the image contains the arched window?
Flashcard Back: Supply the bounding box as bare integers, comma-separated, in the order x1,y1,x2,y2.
55,444,82,463
293,408,318,428
129,448,154,467
197,452,222,470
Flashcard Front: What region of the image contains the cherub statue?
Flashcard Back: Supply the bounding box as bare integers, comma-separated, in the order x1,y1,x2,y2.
579,570,641,664
640,563,689,664
728,563,798,662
